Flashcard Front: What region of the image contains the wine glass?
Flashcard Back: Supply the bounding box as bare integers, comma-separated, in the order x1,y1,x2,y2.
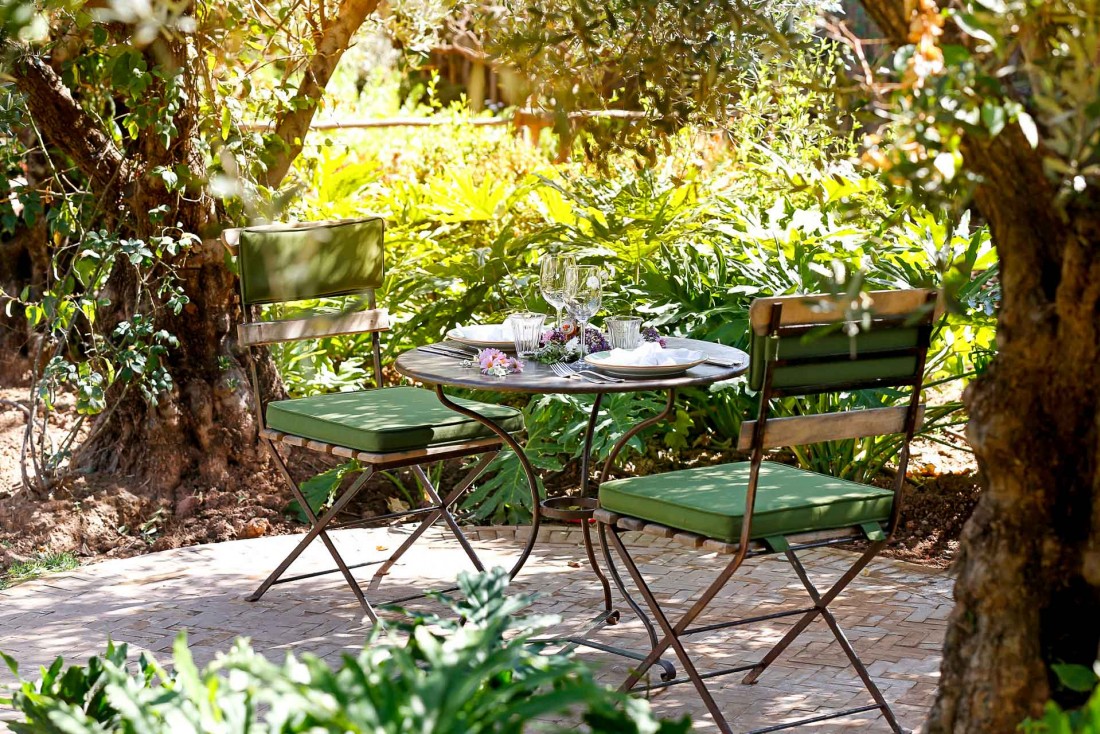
564,264,603,364
540,254,575,331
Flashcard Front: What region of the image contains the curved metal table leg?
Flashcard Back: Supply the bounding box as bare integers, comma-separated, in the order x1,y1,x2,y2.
578,394,614,612
434,384,541,580
594,389,679,679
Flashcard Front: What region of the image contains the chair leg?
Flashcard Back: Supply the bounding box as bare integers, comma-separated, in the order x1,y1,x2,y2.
607,528,749,693
597,522,666,656
775,546,904,734
604,526,739,734
411,464,486,571
741,542,884,685
368,453,497,592
255,440,379,623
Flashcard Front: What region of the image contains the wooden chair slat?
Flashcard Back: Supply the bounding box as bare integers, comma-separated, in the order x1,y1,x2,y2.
673,532,705,548
702,538,739,555
748,289,937,336
238,309,390,346
645,522,676,539
593,508,620,525
737,404,924,450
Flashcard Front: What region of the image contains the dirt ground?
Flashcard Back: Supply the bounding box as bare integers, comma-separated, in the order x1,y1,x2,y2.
0,385,981,576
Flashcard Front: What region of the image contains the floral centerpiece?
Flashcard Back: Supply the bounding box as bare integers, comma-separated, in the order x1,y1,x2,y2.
529,320,664,363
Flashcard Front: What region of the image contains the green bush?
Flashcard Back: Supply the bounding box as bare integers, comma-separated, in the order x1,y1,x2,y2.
272,53,997,524
0,568,689,734
1021,664,1100,733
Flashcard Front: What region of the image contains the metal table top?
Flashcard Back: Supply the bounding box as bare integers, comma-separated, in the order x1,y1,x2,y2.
394,337,749,394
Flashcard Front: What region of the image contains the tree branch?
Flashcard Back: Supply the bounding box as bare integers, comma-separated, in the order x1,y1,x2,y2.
10,50,134,207
857,0,1069,308
262,0,381,189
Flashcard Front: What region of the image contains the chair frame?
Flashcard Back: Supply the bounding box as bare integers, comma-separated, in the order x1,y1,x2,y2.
594,289,937,733
225,223,512,624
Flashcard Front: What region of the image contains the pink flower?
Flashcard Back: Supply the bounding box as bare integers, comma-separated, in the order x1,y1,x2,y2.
477,348,508,370
475,348,524,376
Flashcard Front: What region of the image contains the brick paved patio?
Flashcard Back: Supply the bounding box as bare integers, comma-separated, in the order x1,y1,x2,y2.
0,525,950,732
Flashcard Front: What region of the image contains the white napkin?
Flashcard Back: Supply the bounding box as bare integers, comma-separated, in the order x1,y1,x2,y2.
604,341,702,366
457,323,514,341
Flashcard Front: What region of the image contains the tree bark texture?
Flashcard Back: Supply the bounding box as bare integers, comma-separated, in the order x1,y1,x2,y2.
0,126,49,385
7,8,375,497
858,2,1100,731
263,0,381,188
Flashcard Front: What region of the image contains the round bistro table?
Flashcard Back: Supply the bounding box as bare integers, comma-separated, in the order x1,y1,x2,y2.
394,337,749,647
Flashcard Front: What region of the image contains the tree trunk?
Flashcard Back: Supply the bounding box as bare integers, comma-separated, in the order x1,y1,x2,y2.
854,1,1100,730
73,39,275,496
9,4,379,498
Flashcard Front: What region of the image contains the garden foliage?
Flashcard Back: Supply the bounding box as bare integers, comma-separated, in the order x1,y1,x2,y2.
0,568,688,734
275,54,996,523
1022,664,1100,733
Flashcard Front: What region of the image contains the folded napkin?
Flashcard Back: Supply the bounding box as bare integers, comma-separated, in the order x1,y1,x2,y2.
456,323,514,341
604,341,702,366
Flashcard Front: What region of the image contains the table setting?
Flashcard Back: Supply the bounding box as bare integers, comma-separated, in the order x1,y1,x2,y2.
392,255,750,671
414,255,746,384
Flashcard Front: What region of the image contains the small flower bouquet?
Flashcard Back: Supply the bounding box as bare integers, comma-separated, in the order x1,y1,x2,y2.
530,320,661,364
467,348,524,377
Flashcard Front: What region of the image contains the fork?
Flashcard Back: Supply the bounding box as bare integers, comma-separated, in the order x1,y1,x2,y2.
550,362,623,383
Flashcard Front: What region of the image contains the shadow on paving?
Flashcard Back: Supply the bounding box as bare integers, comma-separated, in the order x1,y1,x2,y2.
0,526,950,732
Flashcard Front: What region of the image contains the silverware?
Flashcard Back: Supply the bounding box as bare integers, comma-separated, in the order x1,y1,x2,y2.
550,362,605,383
550,362,624,383
571,364,625,383
418,346,470,359
440,341,478,354
705,357,745,368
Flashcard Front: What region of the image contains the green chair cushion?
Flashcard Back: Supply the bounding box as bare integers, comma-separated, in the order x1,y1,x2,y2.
748,327,922,392
266,386,524,454
239,218,385,305
599,462,893,543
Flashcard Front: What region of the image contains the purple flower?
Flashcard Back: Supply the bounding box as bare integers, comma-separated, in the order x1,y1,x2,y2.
641,326,667,348
580,327,610,353
541,321,577,346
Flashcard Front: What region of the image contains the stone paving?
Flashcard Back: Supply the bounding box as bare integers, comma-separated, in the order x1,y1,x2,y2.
0,525,951,732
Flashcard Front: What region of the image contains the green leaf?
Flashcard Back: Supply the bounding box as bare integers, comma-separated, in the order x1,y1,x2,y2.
1053,663,1099,693
952,13,997,46
981,102,1007,136
1,650,19,677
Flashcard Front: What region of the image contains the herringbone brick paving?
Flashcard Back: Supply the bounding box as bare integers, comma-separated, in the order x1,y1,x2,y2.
0,525,950,731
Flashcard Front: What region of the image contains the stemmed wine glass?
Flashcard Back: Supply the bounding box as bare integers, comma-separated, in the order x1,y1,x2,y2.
564,264,603,364
540,254,575,331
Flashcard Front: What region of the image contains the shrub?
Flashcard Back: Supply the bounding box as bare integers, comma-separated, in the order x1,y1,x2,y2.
0,568,689,734
1021,664,1100,733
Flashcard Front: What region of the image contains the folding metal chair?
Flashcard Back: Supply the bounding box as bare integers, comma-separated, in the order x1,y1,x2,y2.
224,218,527,624
594,288,937,733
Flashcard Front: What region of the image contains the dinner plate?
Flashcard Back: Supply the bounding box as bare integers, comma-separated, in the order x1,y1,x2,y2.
584,349,708,377
446,325,515,350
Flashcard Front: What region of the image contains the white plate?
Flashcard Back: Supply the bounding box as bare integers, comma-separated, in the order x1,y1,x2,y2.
446,325,515,350
584,349,708,377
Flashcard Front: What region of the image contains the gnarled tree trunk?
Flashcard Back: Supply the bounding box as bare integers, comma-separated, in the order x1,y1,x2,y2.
858,1,1100,730
7,0,379,498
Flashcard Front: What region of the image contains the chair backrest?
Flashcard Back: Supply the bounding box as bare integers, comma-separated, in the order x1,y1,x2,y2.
225,218,390,413
746,289,938,395
736,288,938,546
235,217,385,305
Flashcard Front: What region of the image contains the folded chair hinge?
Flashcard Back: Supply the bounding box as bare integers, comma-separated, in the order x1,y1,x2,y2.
861,522,887,542
764,535,790,552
